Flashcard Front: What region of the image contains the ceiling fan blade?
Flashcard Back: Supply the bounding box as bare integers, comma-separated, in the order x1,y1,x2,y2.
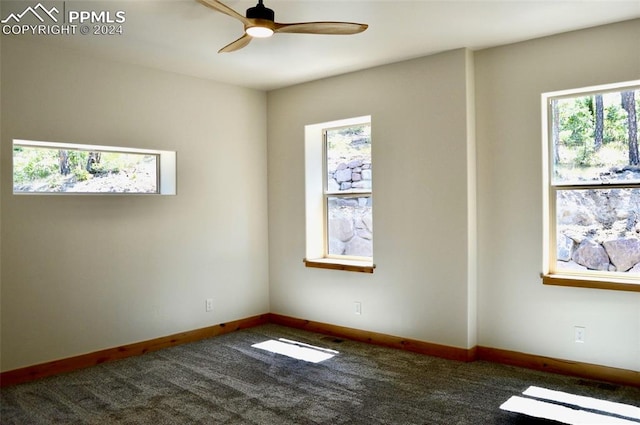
274,21,368,35
197,0,251,25
218,34,252,53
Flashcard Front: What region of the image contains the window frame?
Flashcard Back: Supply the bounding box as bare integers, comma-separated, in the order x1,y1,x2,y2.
12,139,176,195
541,81,640,292
304,116,374,273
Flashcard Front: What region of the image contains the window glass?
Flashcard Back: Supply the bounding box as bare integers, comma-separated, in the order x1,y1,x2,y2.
12,140,176,195
325,125,372,193
555,188,640,273
325,124,372,259
327,195,373,257
551,91,640,185
545,83,640,283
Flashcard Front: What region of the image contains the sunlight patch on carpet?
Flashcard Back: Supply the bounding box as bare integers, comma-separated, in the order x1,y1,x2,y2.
500,385,640,424
252,338,339,363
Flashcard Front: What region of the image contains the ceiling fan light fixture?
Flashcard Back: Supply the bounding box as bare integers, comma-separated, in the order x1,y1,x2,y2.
198,0,369,53
246,25,274,38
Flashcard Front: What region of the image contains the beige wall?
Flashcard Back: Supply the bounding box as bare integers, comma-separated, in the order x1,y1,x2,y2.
0,38,269,371
267,49,477,349
475,19,640,371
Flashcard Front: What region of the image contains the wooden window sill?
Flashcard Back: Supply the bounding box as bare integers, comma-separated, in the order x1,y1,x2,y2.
303,258,375,273
542,274,640,292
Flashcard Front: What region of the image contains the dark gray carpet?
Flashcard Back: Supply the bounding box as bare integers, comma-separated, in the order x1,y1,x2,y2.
1,324,638,424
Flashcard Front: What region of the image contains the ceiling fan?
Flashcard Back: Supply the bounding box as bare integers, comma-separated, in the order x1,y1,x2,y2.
197,0,368,53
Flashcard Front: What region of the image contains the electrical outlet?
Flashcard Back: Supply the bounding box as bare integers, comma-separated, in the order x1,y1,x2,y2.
574,326,585,343
354,302,362,315
205,298,214,312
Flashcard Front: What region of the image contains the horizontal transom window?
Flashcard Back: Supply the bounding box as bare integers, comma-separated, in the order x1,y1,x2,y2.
13,140,176,195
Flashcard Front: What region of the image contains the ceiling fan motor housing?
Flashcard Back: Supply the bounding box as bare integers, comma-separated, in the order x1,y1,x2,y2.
246,0,275,21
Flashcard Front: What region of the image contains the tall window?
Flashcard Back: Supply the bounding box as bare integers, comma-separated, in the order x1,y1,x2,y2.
304,116,374,273
542,81,640,291
325,123,372,258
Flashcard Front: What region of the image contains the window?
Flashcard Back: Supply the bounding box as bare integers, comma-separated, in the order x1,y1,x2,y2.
304,116,374,273
542,81,640,291
13,140,176,195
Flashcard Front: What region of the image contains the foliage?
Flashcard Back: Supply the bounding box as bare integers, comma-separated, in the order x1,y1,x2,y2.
73,167,91,182
559,97,594,148
327,125,371,161
604,104,627,145
12,146,58,182
335,124,369,138
13,145,154,191
554,89,639,173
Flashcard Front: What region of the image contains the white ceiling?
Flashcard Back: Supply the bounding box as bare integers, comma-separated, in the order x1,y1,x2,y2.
4,0,640,90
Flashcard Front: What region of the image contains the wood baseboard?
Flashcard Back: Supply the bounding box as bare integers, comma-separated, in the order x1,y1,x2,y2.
267,313,476,362
0,314,270,388
2,313,637,389
476,346,640,388
268,314,638,387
